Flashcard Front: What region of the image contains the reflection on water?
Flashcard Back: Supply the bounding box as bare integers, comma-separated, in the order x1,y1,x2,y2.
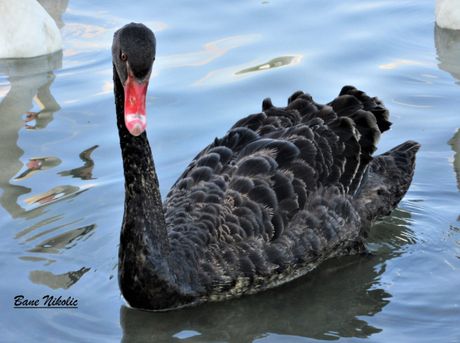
59,145,99,180
15,216,95,271
24,185,84,207
0,7,98,304
20,223,95,289
0,52,62,219
27,223,95,253
449,129,460,191
435,25,460,196
378,59,429,70
15,156,61,181
162,35,260,69
121,210,413,342
235,55,302,75
435,25,460,84
29,267,90,289
0,53,97,220
195,54,303,86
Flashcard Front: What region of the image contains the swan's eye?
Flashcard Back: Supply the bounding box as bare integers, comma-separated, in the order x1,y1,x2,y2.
120,52,128,62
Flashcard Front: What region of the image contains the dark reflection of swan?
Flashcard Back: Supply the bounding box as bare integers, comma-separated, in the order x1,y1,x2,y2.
0,52,62,219
435,25,460,84
121,209,413,342
27,223,96,253
29,267,90,289
59,145,99,180
19,223,95,289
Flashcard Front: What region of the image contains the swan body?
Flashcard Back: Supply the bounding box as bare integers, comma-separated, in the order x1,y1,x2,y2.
436,0,460,30
0,0,62,59
113,23,420,311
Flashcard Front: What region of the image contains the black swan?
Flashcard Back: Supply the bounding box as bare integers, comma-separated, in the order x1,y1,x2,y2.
113,23,420,311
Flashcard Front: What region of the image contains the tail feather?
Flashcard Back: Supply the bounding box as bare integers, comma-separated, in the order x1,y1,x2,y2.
337,85,391,133
354,140,420,230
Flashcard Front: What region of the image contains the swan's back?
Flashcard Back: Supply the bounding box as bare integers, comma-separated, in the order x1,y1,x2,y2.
163,86,419,298
0,0,61,59
436,0,460,30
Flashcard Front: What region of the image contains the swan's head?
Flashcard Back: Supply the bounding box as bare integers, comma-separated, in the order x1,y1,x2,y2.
112,23,156,136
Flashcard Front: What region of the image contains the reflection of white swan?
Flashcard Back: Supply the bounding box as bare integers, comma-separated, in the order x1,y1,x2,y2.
0,52,62,219
435,27,460,191
436,0,460,30
449,129,460,190
0,0,62,58
435,25,460,83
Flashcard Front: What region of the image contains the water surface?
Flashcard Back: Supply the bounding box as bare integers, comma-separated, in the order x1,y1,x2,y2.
0,0,459,342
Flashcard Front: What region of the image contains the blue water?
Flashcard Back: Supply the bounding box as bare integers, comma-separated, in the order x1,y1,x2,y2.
0,0,459,341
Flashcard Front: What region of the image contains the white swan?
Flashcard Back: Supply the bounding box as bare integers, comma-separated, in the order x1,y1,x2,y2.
436,0,460,30
0,0,62,59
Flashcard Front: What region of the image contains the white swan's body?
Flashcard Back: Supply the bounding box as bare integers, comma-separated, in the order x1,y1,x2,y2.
0,0,62,59
436,0,460,30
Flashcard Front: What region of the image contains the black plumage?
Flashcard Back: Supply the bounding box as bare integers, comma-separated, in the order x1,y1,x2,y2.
113,23,420,311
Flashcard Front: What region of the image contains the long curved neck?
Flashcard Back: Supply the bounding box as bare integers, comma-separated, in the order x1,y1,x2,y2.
114,65,169,255
115,65,188,309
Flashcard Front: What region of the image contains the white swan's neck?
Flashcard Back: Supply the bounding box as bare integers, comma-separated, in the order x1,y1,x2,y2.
436,0,460,30
0,0,62,59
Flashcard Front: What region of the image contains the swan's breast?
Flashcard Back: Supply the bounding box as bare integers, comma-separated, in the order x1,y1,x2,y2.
436,0,460,30
0,0,62,58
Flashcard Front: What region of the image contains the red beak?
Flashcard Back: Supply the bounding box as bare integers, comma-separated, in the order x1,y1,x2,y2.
124,73,149,136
